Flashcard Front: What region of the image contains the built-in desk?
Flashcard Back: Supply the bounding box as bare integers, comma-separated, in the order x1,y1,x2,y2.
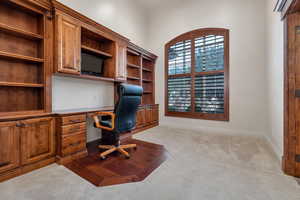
53,105,159,164
54,106,114,164
54,106,114,116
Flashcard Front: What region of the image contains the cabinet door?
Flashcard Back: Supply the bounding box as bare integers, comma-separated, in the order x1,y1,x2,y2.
136,107,146,128
56,13,81,74
21,117,55,165
115,42,127,81
145,106,153,124
152,105,159,123
0,121,20,173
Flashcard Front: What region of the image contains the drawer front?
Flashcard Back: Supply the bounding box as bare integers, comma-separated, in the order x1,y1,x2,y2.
61,122,86,136
61,133,86,157
61,115,86,125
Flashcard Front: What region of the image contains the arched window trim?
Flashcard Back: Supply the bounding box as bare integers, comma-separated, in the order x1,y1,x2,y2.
165,28,229,121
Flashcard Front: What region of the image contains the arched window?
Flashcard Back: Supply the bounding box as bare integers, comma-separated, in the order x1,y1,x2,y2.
165,28,229,121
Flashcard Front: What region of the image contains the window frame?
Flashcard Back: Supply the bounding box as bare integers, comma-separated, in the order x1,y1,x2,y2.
165,28,229,121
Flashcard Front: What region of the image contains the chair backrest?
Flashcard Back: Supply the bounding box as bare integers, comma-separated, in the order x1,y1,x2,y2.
114,83,143,133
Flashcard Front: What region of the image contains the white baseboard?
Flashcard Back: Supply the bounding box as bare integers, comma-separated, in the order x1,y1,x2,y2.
264,134,282,162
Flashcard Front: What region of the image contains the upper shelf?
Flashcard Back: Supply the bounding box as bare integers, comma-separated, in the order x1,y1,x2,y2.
0,23,43,41
0,51,44,63
127,63,140,69
143,68,152,72
81,45,113,58
0,81,44,88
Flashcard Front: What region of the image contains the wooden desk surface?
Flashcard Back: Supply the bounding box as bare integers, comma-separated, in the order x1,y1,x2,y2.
54,106,114,116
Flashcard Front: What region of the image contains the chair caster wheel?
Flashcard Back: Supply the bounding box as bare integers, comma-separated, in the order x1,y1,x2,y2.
100,156,106,160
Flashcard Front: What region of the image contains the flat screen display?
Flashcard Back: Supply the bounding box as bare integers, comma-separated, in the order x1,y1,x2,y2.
81,52,104,76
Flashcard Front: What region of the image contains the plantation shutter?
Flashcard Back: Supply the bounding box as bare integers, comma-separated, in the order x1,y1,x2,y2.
165,28,229,121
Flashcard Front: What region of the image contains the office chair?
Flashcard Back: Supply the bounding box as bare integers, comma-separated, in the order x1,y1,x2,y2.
93,83,143,160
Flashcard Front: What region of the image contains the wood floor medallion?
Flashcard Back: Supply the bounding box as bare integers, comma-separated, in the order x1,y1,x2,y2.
64,139,168,187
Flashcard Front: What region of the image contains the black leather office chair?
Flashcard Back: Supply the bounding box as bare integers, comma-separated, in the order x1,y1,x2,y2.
93,83,143,159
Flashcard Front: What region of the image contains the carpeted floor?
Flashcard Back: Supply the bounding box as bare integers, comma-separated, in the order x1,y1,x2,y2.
0,126,299,200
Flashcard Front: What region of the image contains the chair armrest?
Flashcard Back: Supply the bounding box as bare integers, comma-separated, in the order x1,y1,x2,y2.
92,112,115,131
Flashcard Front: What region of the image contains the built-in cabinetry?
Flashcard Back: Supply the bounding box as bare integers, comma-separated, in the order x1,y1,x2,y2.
126,43,159,132
53,1,129,82
136,104,159,131
0,0,52,118
126,43,156,105
0,116,55,182
0,0,158,182
56,114,88,164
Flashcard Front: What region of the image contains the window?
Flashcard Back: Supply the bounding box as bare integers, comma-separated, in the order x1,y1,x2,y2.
165,28,229,121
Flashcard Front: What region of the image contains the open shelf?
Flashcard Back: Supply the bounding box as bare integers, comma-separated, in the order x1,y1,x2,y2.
143,79,152,83
0,2,47,116
127,63,140,69
0,51,44,63
143,68,152,72
127,49,139,56
0,82,44,88
127,76,140,80
0,23,43,41
81,45,112,58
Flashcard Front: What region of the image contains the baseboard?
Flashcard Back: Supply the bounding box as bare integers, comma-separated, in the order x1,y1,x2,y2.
264,134,282,162
0,157,56,183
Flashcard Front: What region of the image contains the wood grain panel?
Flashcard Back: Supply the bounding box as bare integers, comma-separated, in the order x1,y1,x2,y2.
60,132,86,157
0,32,40,58
20,117,55,165
56,13,81,74
0,3,40,34
0,87,43,113
0,60,42,84
60,122,86,136
0,121,20,173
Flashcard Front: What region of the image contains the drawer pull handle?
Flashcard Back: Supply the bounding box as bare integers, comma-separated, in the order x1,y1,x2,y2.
0,162,10,167
70,142,81,147
69,127,80,132
69,119,82,123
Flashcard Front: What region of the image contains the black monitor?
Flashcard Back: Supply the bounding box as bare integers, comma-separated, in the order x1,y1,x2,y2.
81,52,104,77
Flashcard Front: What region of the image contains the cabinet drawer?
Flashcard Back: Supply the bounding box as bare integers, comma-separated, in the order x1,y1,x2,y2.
61,122,86,135
61,133,86,157
60,115,86,125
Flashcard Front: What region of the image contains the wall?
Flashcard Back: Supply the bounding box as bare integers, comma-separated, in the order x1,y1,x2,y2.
145,0,269,137
53,0,148,142
265,0,284,159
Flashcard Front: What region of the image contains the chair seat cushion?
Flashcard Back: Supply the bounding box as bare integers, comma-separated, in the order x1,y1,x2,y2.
100,120,112,128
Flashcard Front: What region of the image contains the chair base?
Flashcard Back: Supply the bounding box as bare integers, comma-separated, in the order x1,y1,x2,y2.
98,144,137,159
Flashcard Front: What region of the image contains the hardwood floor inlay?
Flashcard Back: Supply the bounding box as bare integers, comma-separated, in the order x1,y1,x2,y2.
64,139,168,187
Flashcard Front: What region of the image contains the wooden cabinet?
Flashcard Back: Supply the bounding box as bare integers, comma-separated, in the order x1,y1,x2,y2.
145,105,153,124
0,121,20,174
56,13,81,75
136,107,146,128
20,117,55,165
0,116,56,182
116,42,127,81
152,105,159,122
56,114,87,164
134,104,159,130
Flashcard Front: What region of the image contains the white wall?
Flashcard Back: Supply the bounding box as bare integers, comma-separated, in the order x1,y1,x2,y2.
53,0,148,142
145,0,269,136
265,0,284,159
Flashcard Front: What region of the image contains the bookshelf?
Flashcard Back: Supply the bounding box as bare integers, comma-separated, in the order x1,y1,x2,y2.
126,43,156,105
0,2,51,116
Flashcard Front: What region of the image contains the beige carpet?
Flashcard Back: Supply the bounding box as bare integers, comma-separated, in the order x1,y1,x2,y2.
0,126,299,200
